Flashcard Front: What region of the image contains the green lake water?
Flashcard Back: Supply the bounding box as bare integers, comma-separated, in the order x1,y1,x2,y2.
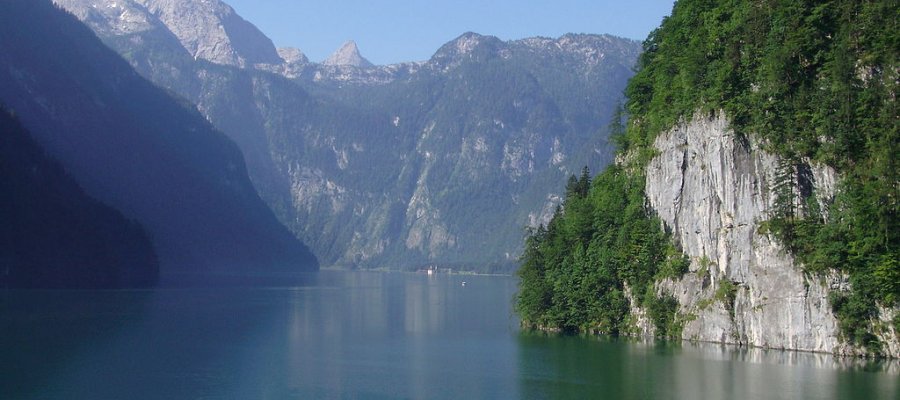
1,271,896,399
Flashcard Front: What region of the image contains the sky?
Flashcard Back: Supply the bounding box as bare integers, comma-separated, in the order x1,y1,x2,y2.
226,0,675,66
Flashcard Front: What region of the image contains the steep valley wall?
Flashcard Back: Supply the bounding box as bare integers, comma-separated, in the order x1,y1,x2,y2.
638,112,898,357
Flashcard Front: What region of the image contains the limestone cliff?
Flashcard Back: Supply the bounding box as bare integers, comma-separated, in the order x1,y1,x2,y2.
638,111,898,357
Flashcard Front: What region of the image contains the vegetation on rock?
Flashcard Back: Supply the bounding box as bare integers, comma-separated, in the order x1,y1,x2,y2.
518,0,897,352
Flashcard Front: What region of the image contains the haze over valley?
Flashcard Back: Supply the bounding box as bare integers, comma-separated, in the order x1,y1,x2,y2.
53,0,641,273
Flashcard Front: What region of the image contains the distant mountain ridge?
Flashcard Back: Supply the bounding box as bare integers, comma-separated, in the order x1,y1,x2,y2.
54,0,641,272
0,0,318,277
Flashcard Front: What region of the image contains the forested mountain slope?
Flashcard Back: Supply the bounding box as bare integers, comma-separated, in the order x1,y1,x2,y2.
0,109,158,288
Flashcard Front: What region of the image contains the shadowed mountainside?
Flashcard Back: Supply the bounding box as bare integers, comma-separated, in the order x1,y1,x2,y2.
0,1,318,277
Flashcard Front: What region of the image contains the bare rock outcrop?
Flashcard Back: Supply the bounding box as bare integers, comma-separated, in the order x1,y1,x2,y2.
640,111,898,357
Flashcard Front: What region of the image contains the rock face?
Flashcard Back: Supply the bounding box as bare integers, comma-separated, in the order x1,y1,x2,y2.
261,32,640,271
137,0,282,66
57,0,282,67
58,0,159,36
278,47,308,64
641,111,897,357
322,41,373,67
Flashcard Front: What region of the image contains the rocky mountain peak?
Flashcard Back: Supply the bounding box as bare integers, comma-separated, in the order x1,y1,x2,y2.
448,32,483,53
437,32,501,56
323,41,374,68
134,0,283,67
428,32,506,69
56,0,284,68
278,47,309,65
53,0,160,36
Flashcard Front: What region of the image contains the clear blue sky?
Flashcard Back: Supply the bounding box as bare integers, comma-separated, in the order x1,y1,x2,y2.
226,0,675,65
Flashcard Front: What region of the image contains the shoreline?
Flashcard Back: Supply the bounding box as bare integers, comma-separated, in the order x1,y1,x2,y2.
522,323,900,362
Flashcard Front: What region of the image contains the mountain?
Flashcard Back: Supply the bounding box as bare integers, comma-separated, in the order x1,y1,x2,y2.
323,41,374,68
54,0,641,273
138,0,283,67
516,0,898,357
0,0,318,276
60,0,282,67
0,109,158,288
278,47,308,64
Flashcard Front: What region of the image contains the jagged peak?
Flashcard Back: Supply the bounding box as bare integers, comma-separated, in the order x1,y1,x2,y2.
278,47,308,65
322,40,373,68
125,0,282,67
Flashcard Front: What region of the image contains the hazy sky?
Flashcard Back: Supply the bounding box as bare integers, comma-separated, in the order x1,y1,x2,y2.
226,0,675,65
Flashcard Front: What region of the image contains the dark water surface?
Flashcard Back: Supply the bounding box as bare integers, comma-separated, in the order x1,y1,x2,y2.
1,271,896,399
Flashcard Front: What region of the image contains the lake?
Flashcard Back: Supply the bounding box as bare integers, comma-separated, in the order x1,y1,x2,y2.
1,271,896,399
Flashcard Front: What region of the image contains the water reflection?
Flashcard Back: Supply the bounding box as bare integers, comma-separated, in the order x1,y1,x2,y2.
0,289,157,398
517,333,899,400
278,271,521,399
1,272,895,399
